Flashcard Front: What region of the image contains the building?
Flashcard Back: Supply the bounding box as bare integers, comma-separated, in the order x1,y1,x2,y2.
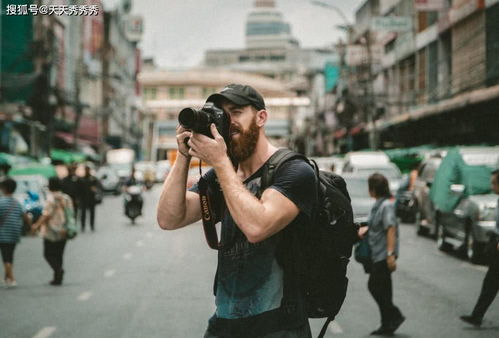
331,0,499,151
0,0,144,163
102,0,143,155
203,0,340,155
138,68,308,161
0,0,106,159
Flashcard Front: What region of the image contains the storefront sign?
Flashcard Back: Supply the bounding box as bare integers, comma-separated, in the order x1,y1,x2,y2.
371,16,412,32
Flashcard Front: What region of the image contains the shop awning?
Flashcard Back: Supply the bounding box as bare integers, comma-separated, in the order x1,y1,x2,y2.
0,152,35,165
371,84,499,131
9,163,56,179
50,149,87,164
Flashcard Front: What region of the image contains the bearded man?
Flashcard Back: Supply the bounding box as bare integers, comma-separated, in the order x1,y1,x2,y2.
157,84,316,338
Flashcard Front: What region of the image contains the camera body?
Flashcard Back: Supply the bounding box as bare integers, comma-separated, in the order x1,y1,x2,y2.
178,102,231,145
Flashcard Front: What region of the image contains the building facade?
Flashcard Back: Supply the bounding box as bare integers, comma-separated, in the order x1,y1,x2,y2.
203,0,340,155
138,68,308,161
331,0,499,151
0,0,142,162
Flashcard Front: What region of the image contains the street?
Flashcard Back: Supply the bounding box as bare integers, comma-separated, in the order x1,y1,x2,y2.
1,186,498,338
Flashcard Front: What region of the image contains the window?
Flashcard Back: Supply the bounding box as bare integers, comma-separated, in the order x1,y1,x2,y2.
143,87,157,100
270,54,285,62
202,87,217,98
168,87,185,99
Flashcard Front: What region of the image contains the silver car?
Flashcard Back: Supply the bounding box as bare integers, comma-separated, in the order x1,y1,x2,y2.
343,174,375,224
436,147,499,263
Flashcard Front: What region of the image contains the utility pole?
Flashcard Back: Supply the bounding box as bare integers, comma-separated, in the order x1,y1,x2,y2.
72,16,84,151
30,0,56,156
363,32,377,150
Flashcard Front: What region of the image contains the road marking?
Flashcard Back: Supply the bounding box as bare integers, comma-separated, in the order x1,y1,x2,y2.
329,321,344,334
136,240,144,247
33,327,56,338
104,269,116,278
123,253,132,260
145,232,153,238
77,291,93,301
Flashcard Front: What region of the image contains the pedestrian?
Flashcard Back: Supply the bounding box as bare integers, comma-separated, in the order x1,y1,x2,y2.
61,163,80,221
31,177,72,286
0,178,31,287
366,173,405,336
79,165,99,232
460,169,499,327
157,84,317,337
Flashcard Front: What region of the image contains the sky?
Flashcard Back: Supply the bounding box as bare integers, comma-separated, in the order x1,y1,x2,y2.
104,0,364,69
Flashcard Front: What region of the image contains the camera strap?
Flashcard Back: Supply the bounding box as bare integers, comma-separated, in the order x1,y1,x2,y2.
198,176,221,250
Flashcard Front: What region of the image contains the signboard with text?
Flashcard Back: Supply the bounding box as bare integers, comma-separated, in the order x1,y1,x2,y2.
371,16,412,32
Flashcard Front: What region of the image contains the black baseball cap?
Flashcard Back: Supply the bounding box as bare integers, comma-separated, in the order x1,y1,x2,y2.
207,84,265,110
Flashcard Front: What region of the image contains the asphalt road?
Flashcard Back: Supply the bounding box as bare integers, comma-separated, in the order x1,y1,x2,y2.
1,185,498,338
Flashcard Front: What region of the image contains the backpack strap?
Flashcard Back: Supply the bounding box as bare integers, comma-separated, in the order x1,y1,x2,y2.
318,317,334,338
259,149,309,195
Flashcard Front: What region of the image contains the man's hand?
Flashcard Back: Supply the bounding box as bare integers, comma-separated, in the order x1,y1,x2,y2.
176,125,192,159
387,255,397,272
188,124,228,167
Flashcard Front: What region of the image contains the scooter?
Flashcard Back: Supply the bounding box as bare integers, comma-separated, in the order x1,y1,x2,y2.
124,185,143,224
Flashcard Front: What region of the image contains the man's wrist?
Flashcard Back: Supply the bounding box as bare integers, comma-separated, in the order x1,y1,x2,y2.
387,251,395,257
212,155,232,171
178,151,191,160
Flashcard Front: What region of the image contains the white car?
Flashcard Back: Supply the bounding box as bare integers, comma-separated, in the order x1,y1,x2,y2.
343,160,403,194
342,151,390,170
96,166,122,195
310,156,344,175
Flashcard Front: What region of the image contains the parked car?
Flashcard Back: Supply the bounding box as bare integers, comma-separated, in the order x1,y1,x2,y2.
342,151,390,170
343,173,375,224
434,147,499,263
310,156,344,175
343,160,402,194
413,156,443,236
96,166,122,195
11,174,47,234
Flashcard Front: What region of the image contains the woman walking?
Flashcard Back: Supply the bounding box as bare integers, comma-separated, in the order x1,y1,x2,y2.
32,177,73,286
367,173,405,336
0,178,31,287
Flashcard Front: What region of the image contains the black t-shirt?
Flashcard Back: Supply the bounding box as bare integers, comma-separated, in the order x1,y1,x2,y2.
190,157,316,335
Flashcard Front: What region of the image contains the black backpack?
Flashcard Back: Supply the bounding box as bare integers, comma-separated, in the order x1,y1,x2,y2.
260,149,358,338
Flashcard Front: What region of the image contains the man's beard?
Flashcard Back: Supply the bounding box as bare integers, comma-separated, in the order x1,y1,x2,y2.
230,117,260,163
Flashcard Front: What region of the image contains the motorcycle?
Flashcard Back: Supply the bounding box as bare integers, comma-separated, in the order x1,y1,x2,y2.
124,185,143,224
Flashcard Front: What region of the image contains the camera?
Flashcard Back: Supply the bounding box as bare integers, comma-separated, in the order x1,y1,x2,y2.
178,102,231,145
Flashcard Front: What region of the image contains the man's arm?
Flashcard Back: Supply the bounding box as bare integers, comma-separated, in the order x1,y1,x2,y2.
187,124,309,243
386,225,397,271
157,126,202,230
213,156,300,243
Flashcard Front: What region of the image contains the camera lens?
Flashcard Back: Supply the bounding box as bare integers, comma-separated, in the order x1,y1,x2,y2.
178,108,198,129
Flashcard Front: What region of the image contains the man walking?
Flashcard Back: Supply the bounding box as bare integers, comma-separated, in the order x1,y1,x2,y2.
79,165,99,232
61,164,80,221
460,169,499,326
157,84,316,337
